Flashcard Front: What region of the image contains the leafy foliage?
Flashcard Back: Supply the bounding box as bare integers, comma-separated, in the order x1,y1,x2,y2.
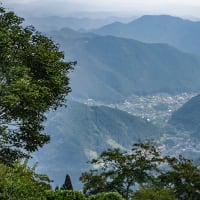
157,155,200,200
80,142,200,200
45,190,86,200
0,160,51,200
45,190,124,200
0,6,75,163
132,187,175,200
88,192,124,200
80,142,163,199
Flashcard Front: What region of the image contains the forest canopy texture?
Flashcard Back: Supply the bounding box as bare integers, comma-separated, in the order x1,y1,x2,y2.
0,6,75,164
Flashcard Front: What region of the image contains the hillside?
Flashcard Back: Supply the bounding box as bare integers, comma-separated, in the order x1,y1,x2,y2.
168,94,200,138
33,100,160,188
49,29,200,102
94,15,200,55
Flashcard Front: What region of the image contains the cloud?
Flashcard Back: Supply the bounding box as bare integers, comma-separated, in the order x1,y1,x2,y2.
3,0,200,18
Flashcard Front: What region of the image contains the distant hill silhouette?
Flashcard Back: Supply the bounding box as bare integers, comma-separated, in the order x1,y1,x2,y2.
24,16,135,32
94,15,200,55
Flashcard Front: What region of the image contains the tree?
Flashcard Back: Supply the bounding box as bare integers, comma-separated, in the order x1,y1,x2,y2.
80,142,163,200
80,142,200,199
132,187,175,200
61,174,73,190
0,5,75,163
0,160,51,200
157,155,200,200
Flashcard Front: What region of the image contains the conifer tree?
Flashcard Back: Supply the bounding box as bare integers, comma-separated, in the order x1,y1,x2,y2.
61,174,73,190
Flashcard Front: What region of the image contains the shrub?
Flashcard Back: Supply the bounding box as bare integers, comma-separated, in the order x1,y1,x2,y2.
88,192,124,200
45,190,86,200
132,187,175,200
0,161,51,200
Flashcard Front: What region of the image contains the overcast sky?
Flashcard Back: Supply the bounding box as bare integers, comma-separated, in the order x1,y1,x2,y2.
3,0,200,19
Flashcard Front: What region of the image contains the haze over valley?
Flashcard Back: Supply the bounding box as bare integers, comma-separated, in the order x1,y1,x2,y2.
20,13,200,188
4,1,200,189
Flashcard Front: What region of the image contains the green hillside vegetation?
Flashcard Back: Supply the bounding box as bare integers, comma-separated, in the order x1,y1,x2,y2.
1,143,199,200
49,29,200,102
94,15,200,55
33,100,160,187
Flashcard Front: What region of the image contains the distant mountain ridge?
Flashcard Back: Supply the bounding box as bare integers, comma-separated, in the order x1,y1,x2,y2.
48,28,200,102
24,16,135,32
94,15,200,55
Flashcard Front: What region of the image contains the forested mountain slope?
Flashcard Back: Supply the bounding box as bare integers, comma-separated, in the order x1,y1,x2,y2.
34,100,160,188
49,28,200,102
168,94,200,139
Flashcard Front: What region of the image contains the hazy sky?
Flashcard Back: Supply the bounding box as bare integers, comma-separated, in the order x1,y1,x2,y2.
3,0,200,19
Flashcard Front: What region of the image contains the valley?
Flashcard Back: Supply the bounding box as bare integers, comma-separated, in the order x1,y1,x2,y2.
81,92,200,164
82,92,196,126
2,1,200,198
34,92,200,188
21,14,200,189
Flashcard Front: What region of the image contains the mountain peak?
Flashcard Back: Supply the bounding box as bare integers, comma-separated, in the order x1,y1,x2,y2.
94,14,200,55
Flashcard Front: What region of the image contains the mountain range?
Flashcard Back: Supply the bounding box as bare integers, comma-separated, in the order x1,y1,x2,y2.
24,16,135,32
48,28,200,102
29,14,200,188
94,15,200,55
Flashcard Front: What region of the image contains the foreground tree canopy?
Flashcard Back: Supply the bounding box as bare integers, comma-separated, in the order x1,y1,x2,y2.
0,160,51,200
0,6,75,163
80,142,200,200
80,142,163,199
